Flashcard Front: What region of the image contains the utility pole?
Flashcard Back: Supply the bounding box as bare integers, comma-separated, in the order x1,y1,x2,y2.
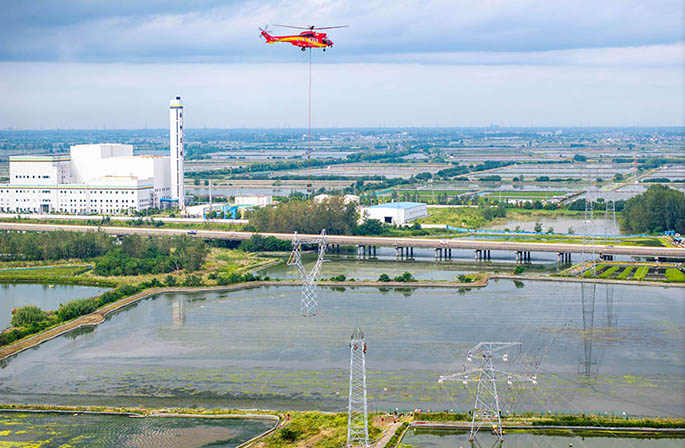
347,328,369,448
439,342,537,443
287,229,327,316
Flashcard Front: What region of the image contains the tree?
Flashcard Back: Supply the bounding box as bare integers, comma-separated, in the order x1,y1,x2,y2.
378,273,391,282
573,154,587,162
11,305,48,327
621,185,685,234
534,222,543,233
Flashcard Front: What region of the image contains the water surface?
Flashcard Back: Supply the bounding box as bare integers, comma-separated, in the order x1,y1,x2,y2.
0,412,274,448
0,281,680,417
0,283,110,329
401,428,682,447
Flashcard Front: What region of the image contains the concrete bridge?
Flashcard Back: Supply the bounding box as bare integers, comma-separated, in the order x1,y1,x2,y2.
1,222,682,262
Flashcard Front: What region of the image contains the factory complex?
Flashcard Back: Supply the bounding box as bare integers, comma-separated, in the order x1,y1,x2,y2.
0,98,186,214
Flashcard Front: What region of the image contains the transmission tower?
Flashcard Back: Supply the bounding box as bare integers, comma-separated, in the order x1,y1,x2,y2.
346,328,369,448
581,190,597,273
604,197,616,237
287,229,327,316
439,342,537,443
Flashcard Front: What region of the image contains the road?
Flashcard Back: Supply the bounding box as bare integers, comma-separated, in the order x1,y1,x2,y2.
1,221,683,258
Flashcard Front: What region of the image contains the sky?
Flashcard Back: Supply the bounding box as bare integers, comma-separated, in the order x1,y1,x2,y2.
1,0,683,129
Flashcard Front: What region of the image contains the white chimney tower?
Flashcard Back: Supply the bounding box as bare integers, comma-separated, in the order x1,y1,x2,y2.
169,96,185,209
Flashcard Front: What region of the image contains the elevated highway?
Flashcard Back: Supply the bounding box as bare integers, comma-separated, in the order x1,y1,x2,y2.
1,221,682,260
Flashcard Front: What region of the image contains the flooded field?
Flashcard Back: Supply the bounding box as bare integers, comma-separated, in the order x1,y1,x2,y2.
401,428,683,447
0,283,110,329
487,215,620,235
0,411,275,448
0,281,681,417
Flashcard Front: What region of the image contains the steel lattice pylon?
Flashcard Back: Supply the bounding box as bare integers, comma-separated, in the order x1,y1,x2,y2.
347,328,369,448
287,229,327,316
439,342,537,443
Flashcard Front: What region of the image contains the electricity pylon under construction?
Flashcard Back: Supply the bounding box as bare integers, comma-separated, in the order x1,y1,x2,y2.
439,342,537,443
347,328,369,448
287,229,327,316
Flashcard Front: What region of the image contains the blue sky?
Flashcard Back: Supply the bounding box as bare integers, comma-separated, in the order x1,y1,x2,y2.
1,0,683,128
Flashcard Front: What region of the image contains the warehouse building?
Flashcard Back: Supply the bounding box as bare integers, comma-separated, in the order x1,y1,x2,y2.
0,97,185,214
360,201,427,225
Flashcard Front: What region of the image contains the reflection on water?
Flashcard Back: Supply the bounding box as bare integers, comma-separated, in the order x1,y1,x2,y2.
401,428,683,447
0,282,681,417
0,412,274,448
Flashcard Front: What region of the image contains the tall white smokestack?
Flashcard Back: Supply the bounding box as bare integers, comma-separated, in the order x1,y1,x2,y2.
169,96,185,209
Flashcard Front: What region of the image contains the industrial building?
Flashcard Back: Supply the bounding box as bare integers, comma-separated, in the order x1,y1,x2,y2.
360,201,427,225
0,97,185,214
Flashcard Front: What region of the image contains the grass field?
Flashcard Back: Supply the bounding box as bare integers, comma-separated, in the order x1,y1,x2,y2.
599,265,621,278
633,266,649,280
418,207,501,228
665,268,685,283
616,266,634,279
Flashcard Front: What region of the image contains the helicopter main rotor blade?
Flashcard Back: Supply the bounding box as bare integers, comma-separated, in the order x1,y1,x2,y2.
312,25,349,30
273,24,311,30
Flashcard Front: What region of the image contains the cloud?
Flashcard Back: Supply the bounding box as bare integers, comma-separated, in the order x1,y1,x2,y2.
1,0,683,63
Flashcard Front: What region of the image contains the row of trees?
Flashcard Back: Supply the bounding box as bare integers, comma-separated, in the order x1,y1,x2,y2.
621,185,685,234
0,231,208,276
94,235,208,276
248,197,358,235
0,230,112,261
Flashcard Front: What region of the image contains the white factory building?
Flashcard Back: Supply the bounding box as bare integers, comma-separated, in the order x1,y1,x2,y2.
0,97,186,214
360,202,428,225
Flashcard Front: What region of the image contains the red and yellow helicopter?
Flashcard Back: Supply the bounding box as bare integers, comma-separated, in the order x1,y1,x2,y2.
260,24,348,51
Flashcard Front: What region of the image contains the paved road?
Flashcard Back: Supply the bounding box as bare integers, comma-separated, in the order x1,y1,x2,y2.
1,221,683,258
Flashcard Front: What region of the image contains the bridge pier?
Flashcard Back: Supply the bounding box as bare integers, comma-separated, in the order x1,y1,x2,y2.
409,247,414,258
448,248,452,259
599,253,613,261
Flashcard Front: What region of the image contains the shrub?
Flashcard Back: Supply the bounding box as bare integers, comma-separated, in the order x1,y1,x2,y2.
10,305,48,327
393,272,416,282
182,275,203,287
457,274,472,283
279,426,300,442
514,266,525,275
57,297,99,321
378,273,391,282
164,275,177,287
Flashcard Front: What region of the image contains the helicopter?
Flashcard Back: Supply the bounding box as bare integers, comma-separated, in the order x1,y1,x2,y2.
260,24,348,51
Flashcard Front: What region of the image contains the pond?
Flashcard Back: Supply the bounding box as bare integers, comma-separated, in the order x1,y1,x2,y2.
487,215,620,236
0,411,275,448
0,281,681,417
0,283,110,329
400,428,683,447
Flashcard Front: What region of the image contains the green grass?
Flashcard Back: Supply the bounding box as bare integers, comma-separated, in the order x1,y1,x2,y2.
259,412,381,448
583,264,607,277
0,265,112,286
418,207,498,228
599,265,621,278
633,266,649,280
483,191,567,199
665,268,685,283
616,266,634,279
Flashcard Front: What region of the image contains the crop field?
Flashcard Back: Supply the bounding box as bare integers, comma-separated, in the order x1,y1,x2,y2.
577,263,684,283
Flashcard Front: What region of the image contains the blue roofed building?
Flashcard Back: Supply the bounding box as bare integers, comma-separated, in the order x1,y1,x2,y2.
360,201,428,225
